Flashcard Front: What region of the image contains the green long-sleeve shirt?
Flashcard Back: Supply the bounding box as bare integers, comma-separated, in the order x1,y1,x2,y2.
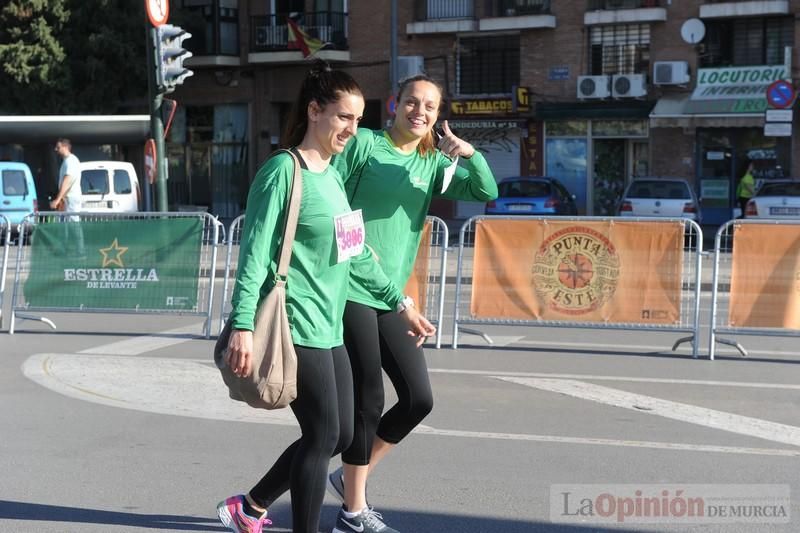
333,128,498,310
230,152,404,348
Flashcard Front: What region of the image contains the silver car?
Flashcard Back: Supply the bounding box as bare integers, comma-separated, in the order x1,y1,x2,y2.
618,178,701,223
745,180,800,219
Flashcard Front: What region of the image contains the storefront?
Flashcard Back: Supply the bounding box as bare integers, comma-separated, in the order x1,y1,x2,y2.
537,101,653,216
166,103,250,220
650,65,792,225
445,89,530,219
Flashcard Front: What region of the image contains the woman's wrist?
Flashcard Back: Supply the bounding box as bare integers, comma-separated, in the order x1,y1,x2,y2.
396,295,415,313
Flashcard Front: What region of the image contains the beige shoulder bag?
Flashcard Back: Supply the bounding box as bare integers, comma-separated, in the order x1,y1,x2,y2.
214,149,301,409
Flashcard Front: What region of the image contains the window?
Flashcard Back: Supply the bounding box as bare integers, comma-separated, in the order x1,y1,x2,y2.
499,180,551,198
114,170,132,194
181,0,239,56
589,24,650,75
496,0,551,16
701,17,793,68
2,170,27,196
457,35,520,95
81,170,110,195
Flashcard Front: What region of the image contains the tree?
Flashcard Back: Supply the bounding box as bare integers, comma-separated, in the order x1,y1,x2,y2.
0,0,70,113
0,0,148,114
62,0,148,113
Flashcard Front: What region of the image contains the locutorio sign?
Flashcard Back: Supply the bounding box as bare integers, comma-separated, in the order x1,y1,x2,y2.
24,217,203,310
688,65,789,114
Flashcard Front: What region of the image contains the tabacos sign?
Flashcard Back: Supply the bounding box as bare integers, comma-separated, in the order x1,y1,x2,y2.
451,86,530,116
63,238,160,289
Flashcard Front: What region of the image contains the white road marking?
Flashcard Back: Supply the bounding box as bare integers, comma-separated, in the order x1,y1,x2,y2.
23,353,296,426
21,354,800,458
79,323,205,355
428,368,800,391
413,427,800,457
497,377,800,448
452,337,799,357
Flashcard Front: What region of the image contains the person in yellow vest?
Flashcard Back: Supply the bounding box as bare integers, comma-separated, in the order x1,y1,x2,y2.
736,162,756,218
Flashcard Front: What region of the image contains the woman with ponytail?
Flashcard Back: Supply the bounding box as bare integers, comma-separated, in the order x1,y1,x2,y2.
326,75,497,533
216,62,434,533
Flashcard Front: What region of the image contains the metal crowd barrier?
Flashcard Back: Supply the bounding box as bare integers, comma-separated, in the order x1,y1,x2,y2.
452,216,703,357
0,214,10,329
219,215,449,349
9,212,221,338
708,219,800,360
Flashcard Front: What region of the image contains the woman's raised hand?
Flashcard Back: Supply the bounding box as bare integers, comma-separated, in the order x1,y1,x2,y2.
436,120,475,159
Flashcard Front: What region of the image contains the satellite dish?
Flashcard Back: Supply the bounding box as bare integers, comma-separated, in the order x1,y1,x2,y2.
681,18,706,44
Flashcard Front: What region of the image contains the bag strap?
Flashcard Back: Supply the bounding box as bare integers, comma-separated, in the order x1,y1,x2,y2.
275,150,303,279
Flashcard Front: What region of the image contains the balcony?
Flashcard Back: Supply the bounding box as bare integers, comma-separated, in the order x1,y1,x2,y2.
248,12,349,63
585,0,666,25
480,0,556,30
408,0,477,34
700,1,789,19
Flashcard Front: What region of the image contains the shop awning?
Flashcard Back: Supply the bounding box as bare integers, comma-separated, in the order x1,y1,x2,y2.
536,101,655,120
0,115,151,144
649,95,764,128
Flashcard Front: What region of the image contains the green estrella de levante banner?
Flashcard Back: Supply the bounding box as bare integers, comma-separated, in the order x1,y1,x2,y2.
24,217,203,310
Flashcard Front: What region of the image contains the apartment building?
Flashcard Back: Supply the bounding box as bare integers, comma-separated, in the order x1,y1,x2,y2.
173,0,799,224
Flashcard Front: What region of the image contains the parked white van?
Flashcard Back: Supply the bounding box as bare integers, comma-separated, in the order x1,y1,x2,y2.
79,161,140,213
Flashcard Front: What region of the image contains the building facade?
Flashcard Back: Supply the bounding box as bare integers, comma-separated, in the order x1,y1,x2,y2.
173,0,800,224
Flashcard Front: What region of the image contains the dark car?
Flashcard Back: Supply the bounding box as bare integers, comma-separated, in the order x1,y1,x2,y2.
485,176,578,216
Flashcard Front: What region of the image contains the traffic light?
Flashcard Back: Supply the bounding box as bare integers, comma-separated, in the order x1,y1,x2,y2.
155,24,193,93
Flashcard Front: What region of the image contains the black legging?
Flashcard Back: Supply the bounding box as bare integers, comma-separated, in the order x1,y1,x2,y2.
738,196,750,218
248,344,353,533
341,301,434,466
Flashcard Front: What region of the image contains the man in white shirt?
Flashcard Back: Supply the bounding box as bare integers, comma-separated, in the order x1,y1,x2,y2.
51,138,82,212
51,138,85,256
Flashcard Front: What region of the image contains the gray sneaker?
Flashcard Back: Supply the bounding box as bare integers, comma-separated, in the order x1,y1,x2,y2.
332,506,399,533
327,467,345,503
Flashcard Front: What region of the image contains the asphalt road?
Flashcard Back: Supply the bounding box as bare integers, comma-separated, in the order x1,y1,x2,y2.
2,282,800,533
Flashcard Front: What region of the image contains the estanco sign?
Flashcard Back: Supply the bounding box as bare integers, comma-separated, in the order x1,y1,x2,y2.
688,65,789,114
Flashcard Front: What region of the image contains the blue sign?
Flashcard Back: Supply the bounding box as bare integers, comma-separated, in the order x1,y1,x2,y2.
766,80,796,109
549,66,570,81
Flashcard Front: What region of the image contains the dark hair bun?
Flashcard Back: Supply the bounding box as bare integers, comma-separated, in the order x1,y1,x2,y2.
309,59,332,77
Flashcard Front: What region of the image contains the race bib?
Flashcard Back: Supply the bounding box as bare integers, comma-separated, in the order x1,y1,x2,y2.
335,209,365,264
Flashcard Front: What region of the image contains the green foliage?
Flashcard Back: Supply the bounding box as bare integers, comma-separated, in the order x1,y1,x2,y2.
0,0,149,114
0,0,70,112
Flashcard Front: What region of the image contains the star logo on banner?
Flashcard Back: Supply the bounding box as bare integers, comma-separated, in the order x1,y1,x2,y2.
99,238,128,268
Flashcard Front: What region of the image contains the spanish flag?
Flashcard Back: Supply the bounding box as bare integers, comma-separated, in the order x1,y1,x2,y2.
286,17,325,58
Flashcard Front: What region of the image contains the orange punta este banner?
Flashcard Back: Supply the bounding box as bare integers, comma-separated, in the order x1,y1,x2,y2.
728,224,800,329
471,219,684,323
404,221,432,315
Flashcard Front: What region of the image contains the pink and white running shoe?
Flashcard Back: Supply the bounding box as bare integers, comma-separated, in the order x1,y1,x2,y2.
216,494,271,533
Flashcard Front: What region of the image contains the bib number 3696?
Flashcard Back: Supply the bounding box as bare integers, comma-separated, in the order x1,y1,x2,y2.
335,209,365,264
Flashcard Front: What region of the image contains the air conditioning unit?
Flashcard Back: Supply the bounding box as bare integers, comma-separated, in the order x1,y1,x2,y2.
612,74,647,98
255,25,284,47
653,61,690,85
398,56,425,82
255,26,269,47
577,75,611,99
